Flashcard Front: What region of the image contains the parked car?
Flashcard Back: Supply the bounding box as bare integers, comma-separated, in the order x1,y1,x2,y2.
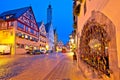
40,49,46,54
0,45,10,55
26,50,35,55
46,50,53,53
33,50,41,54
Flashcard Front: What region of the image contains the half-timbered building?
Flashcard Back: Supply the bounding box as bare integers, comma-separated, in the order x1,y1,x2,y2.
37,21,48,51
0,6,39,55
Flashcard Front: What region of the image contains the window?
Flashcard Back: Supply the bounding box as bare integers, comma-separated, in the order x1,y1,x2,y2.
16,43,24,48
6,15,13,19
16,32,22,37
21,44,24,48
17,22,24,29
30,29,34,34
16,43,20,48
9,21,14,26
26,26,29,32
25,35,28,39
25,45,29,50
29,15,32,19
6,16,10,19
36,32,39,36
30,36,32,40
28,36,30,40
2,23,6,27
31,23,34,27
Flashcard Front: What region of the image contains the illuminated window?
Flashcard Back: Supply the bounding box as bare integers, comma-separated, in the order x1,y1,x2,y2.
6,16,10,19
6,15,13,19
21,34,25,38
30,36,32,40
25,45,29,50
25,35,28,39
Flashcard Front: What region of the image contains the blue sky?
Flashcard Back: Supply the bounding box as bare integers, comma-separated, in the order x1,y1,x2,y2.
0,0,73,44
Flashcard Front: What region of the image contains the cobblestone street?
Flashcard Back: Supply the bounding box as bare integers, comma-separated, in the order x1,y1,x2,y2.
0,53,86,80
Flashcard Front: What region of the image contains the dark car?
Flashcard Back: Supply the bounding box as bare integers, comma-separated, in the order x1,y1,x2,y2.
46,50,53,54
32,50,41,54
26,50,35,55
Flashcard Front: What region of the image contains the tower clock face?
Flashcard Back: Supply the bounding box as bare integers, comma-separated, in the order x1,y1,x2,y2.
80,22,110,76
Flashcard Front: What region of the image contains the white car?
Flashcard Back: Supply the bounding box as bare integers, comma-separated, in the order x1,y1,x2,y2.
0,45,10,55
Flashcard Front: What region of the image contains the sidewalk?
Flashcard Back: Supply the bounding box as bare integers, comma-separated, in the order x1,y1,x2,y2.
78,59,114,80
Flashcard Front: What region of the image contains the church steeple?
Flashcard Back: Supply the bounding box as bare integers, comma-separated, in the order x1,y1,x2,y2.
47,3,52,23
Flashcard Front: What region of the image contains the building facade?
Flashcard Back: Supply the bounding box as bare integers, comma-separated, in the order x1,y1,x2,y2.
73,0,120,80
0,6,39,55
57,41,64,52
54,29,58,52
37,21,48,51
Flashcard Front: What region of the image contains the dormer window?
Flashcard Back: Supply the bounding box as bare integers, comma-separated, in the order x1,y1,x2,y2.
6,15,13,19
6,16,10,19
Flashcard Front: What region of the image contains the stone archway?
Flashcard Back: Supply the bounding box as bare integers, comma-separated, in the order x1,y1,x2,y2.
79,11,119,79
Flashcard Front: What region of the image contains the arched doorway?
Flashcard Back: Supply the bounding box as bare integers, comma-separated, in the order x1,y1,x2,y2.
79,11,118,78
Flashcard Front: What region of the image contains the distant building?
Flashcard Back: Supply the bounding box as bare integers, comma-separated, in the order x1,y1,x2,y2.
0,6,39,55
65,42,70,52
54,29,58,52
57,41,64,52
45,4,54,51
37,21,48,50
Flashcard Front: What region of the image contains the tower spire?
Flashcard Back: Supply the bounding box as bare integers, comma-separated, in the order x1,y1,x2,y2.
47,2,52,23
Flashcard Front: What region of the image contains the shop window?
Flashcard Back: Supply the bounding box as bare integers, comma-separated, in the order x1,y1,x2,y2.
25,45,29,50
21,34,25,38
16,43,20,48
16,32,22,37
28,36,30,40
30,36,33,40
25,35,28,39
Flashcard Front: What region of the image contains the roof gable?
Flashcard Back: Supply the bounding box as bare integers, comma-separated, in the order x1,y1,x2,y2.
17,7,39,31
40,25,46,34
